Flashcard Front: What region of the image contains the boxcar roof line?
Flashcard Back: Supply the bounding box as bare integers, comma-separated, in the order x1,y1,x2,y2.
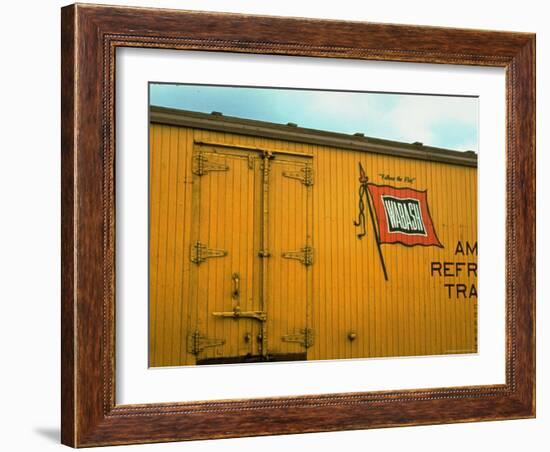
150,106,478,168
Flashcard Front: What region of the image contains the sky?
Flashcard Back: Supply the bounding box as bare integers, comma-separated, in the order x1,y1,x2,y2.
150,83,478,152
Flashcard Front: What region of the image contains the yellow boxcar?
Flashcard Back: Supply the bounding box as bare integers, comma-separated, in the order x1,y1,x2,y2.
149,106,478,367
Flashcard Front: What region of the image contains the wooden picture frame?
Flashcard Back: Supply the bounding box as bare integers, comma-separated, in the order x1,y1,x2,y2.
61,3,535,447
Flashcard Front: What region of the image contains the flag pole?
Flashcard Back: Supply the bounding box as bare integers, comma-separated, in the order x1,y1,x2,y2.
362,173,389,282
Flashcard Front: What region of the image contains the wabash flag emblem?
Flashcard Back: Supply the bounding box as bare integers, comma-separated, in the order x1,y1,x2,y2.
367,184,443,248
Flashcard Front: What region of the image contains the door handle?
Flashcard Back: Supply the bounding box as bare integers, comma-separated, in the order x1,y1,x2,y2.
232,272,240,300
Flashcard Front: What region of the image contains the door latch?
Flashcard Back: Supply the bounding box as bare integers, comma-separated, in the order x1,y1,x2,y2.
232,272,240,299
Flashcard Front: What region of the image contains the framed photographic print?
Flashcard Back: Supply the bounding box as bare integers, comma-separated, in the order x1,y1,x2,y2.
61,3,535,447
147,86,476,369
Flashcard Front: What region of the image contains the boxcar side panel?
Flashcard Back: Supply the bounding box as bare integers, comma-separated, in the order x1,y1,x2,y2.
149,123,477,367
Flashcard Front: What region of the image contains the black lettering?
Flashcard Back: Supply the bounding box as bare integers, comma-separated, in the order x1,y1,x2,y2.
469,284,478,298
456,284,467,298
467,263,477,277
466,241,478,256
455,262,465,276
431,262,442,276
444,283,454,298
455,241,465,255
443,262,453,277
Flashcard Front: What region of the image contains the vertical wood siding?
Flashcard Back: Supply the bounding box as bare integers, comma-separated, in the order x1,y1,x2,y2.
267,156,312,355
192,142,259,361
149,124,477,367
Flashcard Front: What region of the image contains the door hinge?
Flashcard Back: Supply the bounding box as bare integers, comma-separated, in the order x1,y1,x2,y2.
282,327,314,348
282,165,313,186
282,246,314,266
192,153,229,176
190,241,228,264
187,330,226,355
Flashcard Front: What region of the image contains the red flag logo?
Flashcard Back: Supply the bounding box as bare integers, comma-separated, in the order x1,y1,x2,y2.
366,184,443,248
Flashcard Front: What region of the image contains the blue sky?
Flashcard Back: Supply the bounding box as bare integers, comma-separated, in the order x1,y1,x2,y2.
150,83,478,152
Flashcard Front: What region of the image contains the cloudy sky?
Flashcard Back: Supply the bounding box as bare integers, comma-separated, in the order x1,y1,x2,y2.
150,83,478,152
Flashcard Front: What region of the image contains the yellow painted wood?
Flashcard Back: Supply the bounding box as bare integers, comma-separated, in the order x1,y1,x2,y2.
266,156,312,355
191,146,258,360
149,124,478,366
149,125,195,366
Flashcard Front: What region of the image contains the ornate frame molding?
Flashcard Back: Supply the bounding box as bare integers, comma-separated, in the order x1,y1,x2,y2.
61,4,535,447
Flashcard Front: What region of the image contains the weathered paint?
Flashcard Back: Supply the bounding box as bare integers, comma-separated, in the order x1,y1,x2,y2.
149,119,477,367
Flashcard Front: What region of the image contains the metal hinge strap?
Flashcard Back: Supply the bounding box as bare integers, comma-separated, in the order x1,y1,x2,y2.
282,165,314,186
192,153,229,176
282,246,314,266
190,241,228,264
282,327,314,348
187,330,226,355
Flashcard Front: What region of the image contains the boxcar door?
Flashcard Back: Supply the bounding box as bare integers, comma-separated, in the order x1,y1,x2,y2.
187,146,261,364
265,154,313,360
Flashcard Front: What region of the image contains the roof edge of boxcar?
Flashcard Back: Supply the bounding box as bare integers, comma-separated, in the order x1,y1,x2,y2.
150,106,478,168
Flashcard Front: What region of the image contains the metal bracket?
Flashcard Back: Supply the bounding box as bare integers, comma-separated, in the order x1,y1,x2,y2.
190,241,228,264
187,330,226,355
192,153,229,176
282,165,314,186
247,154,255,170
282,246,314,266
212,307,267,322
282,327,314,348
